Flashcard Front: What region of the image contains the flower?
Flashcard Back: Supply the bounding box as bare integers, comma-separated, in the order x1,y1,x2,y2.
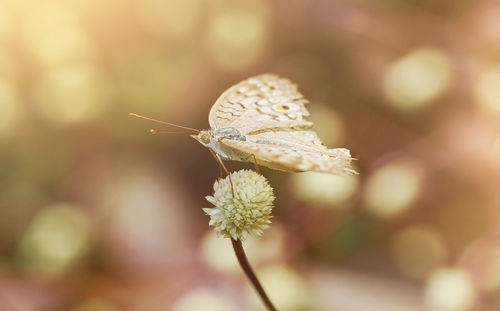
203,170,275,241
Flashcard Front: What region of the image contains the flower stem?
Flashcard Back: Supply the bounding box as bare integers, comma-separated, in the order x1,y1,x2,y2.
231,238,277,311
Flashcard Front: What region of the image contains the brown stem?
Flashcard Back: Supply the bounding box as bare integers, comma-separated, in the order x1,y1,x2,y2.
231,238,277,311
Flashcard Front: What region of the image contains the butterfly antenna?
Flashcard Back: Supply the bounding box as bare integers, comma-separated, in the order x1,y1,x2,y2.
149,129,197,134
129,113,200,133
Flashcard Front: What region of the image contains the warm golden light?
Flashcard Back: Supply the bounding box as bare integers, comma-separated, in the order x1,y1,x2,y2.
113,50,175,112
135,0,202,39
475,67,500,116
34,64,112,124
17,203,92,277
0,4,11,39
390,226,447,279
424,268,477,311
292,172,358,207
205,9,267,70
0,1,496,310
383,47,453,110
364,161,422,218
307,104,344,147
20,4,95,67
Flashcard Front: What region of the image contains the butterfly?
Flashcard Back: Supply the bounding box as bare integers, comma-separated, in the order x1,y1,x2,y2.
191,74,356,175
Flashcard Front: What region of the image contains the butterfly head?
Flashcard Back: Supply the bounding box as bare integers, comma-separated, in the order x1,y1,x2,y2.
192,130,215,147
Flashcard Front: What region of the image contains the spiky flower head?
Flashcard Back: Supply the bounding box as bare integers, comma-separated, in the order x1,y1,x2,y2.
204,170,275,241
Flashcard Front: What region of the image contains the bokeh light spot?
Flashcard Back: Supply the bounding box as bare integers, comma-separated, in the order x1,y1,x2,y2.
201,226,285,274
475,67,500,116
136,0,202,39
424,268,477,311
307,104,344,147
292,172,358,207
98,168,190,270
244,265,310,310
17,203,92,277
460,239,500,293
364,161,422,218
172,288,232,311
205,10,267,70
383,47,453,110
20,4,95,66
390,226,447,279
113,50,175,113
34,64,112,124
200,231,239,274
0,4,11,39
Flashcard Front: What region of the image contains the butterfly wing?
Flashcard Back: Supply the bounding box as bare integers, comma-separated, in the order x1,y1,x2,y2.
208,74,355,175
220,130,356,175
209,74,313,134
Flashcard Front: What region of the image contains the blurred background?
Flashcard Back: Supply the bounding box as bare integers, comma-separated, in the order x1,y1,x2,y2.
1,0,499,310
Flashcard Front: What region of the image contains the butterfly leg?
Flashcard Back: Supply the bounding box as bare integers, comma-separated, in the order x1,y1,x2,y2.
209,149,236,197
250,154,261,174
242,154,261,174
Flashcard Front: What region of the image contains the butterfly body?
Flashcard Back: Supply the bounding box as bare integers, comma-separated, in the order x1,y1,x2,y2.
193,74,356,175
193,128,305,172
194,128,249,162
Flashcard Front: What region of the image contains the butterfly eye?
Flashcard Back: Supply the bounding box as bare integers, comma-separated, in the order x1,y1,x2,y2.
272,104,291,112
200,133,211,144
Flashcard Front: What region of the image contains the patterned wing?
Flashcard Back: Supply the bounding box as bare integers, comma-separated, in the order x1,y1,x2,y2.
208,74,313,134
220,130,356,175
